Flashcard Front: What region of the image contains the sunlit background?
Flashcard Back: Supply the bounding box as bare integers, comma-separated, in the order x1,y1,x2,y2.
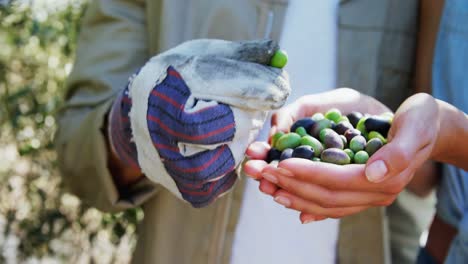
0,1,142,263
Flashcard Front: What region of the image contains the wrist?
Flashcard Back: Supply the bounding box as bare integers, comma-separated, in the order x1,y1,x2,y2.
431,99,468,165
106,88,143,189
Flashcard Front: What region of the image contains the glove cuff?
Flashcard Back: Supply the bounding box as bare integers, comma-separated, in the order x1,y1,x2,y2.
108,86,140,172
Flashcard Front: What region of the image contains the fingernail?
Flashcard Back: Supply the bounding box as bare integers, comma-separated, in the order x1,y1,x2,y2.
302,215,316,224
274,196,291,207
262,173,278,184
276,167,293,177
243,172,255,179
366,160,388,183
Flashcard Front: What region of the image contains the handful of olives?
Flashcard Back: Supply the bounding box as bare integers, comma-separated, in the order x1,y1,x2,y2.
266,109,393,165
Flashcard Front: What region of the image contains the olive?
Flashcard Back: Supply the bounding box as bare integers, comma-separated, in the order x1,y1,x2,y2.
368,131,387,144
280,148,294,161
312,157,321,162
276,133,301,151
346,111,363,127
271,131,285,148
380,112,394,125
349,135,367,153
266,148,282,163
364,116,391,138
311,113,325,121
292,145,315,160
354,150,369,164
344,128,361,143
295,126,308,137
309,119,332,138
319,128,333,142
300,135,323,157
334,121,354,135
356,117,368,137
325,108,342,123
323,130,344,149
338,116,350,123
366,138,383,156
270,49,288,68
344,148,354,162
340,135,348,147
291,118,316,134
321,148,351,165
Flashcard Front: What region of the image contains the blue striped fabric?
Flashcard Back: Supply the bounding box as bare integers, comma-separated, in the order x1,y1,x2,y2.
111,66,238,207
146,67,237,207
109,82,140,171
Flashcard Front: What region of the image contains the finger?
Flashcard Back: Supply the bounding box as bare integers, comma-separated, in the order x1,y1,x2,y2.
243,159,269,180
299,213,328,224
166,39,279,65
259,179,278,195
273,189,370,219
365,94,438,183
180,56,290,110
292,88,391,117
261,167,394,207
245,141,270,160
230,39,279,65
270,104,300,133
271,158,378,192
268,158,407,194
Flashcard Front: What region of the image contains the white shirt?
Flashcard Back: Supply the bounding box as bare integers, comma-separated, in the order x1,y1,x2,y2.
231,1,339,263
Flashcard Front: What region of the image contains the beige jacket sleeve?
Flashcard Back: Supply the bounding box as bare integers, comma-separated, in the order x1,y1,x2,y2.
55,0,159,212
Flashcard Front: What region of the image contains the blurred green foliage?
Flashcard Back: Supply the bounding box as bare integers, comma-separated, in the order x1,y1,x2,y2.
0,1,141,263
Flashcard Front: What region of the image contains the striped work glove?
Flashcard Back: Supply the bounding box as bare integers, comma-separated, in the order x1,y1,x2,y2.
108,39,290,207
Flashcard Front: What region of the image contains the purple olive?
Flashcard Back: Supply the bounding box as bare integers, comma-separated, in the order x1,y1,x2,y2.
334,121,354,135
344,128,362,142
347,111,363,127
280,148,294,161
290,118,316,134
266,148,282,163
292,145,315,160
321,148,351,165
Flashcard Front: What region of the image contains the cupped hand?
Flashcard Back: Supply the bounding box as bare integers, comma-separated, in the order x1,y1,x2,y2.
243,88,391,221
244,90,439,223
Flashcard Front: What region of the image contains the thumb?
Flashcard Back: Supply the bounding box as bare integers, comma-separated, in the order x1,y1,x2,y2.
365,95,438,183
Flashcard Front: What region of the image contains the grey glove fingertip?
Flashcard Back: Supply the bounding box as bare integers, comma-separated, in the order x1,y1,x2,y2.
231,39,279,65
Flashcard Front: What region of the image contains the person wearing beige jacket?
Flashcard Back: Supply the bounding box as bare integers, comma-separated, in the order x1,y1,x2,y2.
56,0,443,263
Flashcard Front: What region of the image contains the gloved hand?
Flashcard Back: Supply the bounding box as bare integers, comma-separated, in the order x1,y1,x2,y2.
108,39,290,207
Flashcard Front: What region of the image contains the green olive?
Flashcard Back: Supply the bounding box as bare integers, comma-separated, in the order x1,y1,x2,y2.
349,135,367,153
356,117,369,138
325,108,342,123
366,138,384,156
344,148,354,162
270,49,288,68
300,135,323,157
340,135,348,147
354,150,369,164
311,113,325,121
276,133,301,151
271,131,285,148
295,126,308,137
368,131,387,144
